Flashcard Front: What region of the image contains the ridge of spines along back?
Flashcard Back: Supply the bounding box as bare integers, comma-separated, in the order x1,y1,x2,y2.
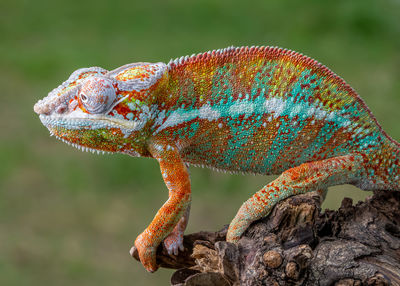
166,45,399,147
167,46,356,96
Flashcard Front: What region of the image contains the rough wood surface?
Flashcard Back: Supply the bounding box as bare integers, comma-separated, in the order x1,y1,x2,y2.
132,191,400,285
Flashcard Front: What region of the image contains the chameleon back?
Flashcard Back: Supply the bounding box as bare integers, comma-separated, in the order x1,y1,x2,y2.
154,46,399,190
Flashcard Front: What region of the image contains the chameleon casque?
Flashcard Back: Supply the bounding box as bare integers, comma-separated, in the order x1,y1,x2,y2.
34,46,400,272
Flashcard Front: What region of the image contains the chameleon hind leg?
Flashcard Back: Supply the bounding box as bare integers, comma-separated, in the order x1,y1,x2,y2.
226,154,362,242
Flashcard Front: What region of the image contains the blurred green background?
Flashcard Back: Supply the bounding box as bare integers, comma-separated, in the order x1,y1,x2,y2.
1,0,399,285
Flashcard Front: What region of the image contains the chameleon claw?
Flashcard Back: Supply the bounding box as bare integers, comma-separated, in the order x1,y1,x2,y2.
163,232,184,256
129,246,137,258
163,237,184,256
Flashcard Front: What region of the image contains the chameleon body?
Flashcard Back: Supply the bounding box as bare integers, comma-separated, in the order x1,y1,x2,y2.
34,46,400,272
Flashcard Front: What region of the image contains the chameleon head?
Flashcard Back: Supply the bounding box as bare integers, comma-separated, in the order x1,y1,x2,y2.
34,62,168,155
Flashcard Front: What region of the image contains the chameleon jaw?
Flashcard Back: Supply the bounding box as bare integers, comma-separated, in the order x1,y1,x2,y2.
38,109,142,131
38,110,144,154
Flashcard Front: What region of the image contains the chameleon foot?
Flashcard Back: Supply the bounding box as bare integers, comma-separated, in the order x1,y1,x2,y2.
163,229,184,256
133,232,159,273
163,206,190,256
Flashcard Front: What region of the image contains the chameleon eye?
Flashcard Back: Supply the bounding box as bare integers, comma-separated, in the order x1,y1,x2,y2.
80,93,88,102
80,77,117,114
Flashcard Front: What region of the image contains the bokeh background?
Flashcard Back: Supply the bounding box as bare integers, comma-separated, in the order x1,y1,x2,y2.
1,0,399,285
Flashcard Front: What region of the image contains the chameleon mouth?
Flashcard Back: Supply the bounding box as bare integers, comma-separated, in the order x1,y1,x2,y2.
39,116,114,154
38,112,141,154
38,112,138,131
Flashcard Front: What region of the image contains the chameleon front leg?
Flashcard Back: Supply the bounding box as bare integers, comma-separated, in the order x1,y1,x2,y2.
227,154,362,242
132,140,191,272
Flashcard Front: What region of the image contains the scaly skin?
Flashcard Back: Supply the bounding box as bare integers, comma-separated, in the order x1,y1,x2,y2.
34,46,400,272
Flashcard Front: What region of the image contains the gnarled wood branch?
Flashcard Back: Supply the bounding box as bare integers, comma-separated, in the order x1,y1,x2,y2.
133,191,400,285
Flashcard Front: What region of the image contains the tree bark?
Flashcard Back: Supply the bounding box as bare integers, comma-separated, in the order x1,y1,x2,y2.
132,191,400,285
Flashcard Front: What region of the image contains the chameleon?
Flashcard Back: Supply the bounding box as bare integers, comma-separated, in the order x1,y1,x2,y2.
33,46,400,272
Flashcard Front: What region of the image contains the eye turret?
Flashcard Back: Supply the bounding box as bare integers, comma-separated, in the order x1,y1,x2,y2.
79,77,116,114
